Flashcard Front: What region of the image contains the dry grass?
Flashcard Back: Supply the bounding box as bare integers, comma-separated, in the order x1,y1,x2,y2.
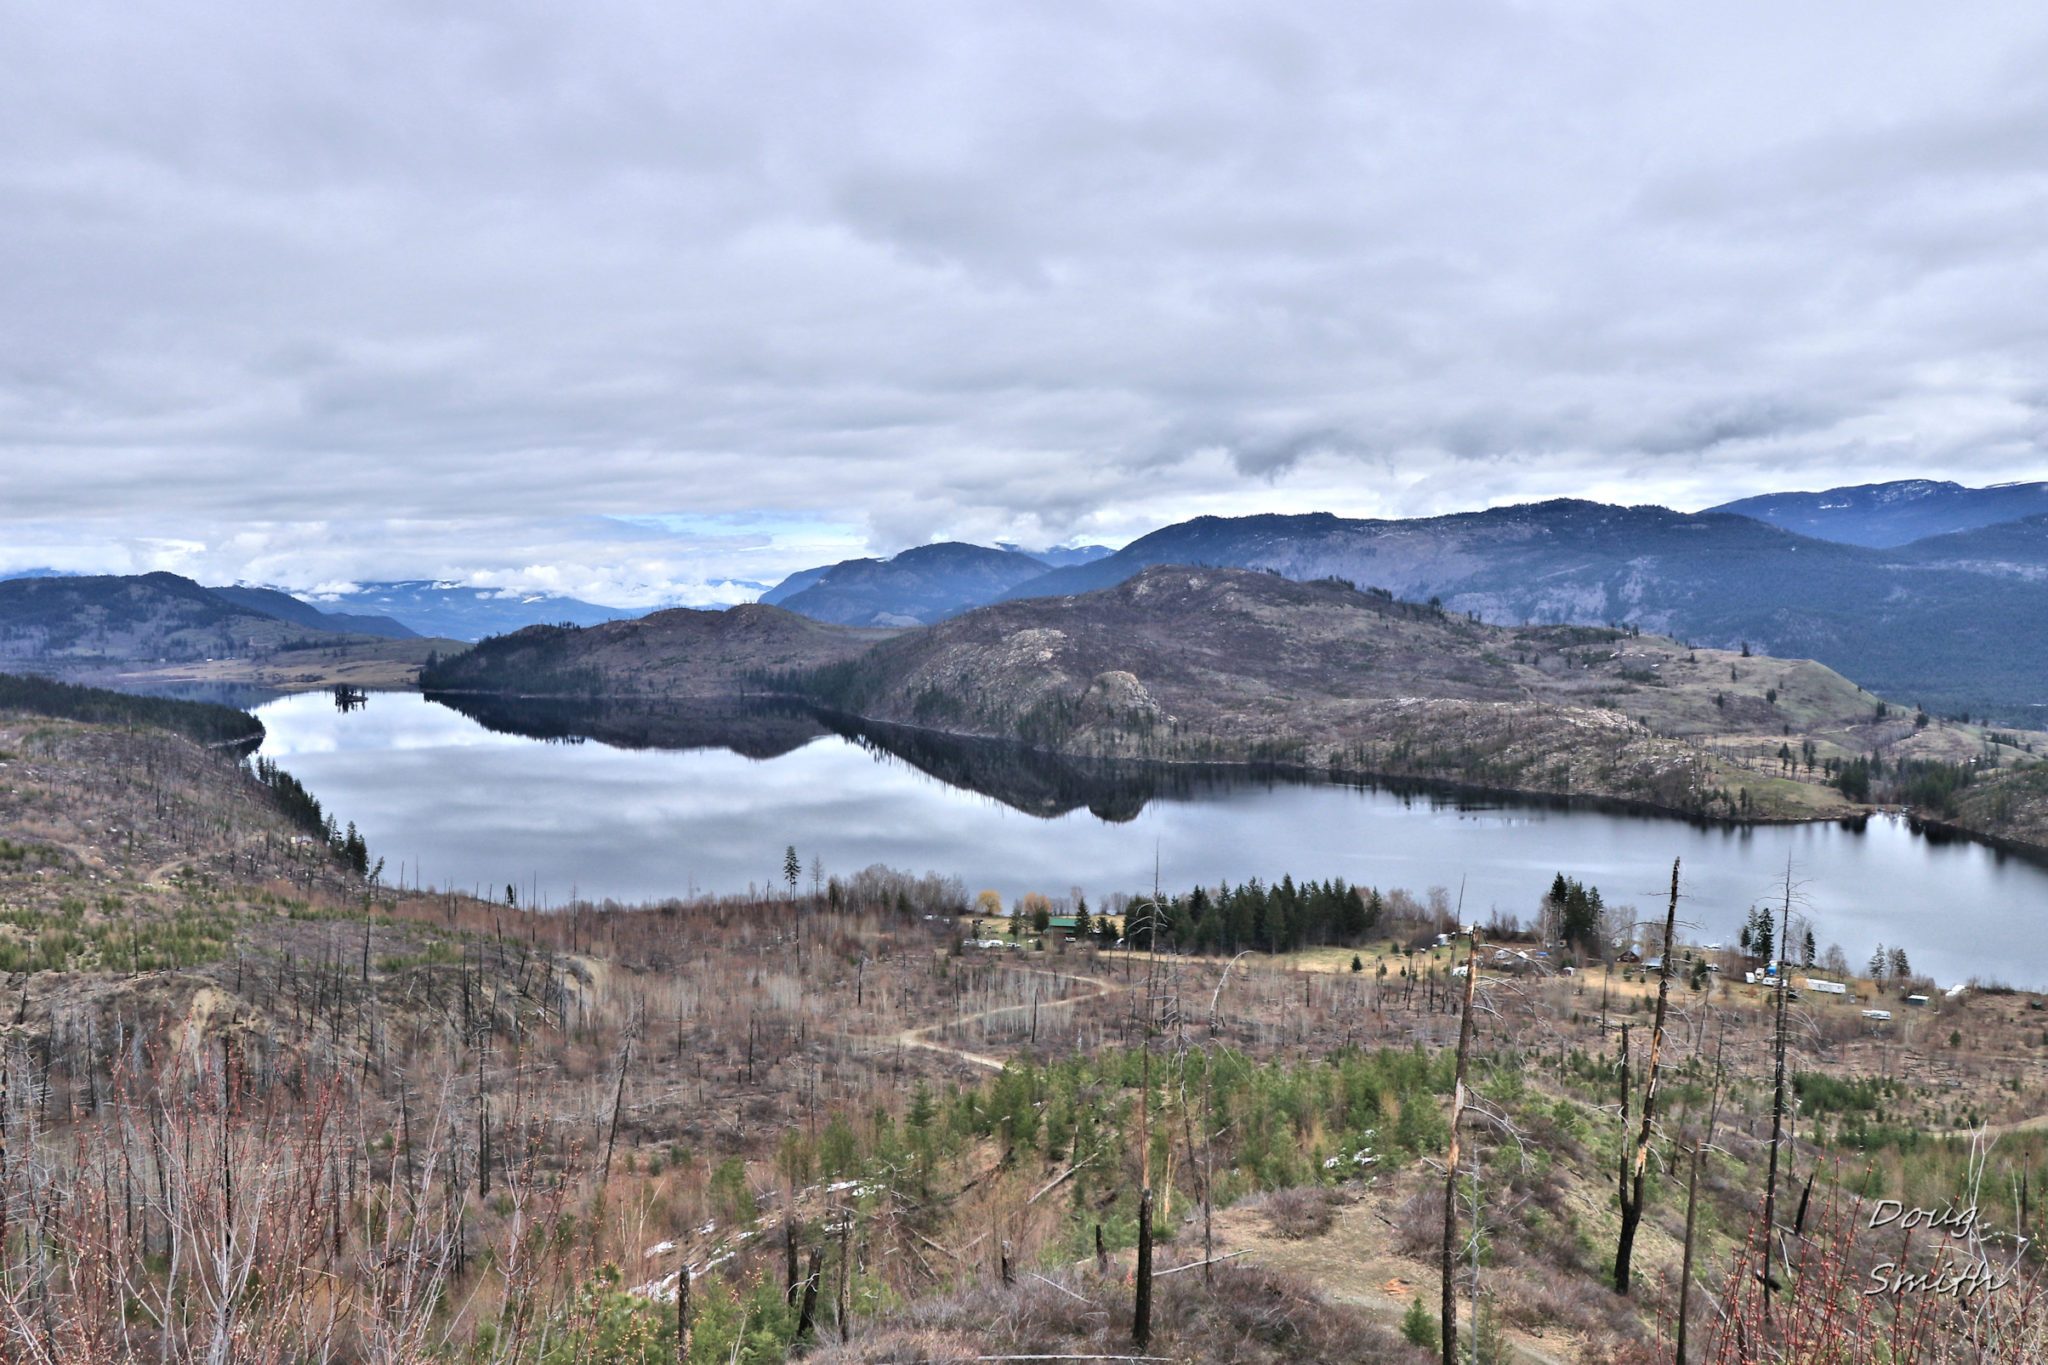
811,1262,1431,1365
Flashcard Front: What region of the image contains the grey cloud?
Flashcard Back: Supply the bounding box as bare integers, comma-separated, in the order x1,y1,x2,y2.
1,0,2045,593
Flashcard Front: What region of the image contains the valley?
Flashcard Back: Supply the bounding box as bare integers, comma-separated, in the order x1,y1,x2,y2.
3,683,2047,1360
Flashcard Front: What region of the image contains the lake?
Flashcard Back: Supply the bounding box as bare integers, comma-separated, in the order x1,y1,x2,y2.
252,690,2048,990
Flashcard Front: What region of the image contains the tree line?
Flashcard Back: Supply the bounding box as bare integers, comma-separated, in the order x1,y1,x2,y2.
0,670,264,747
1118,874,1381,954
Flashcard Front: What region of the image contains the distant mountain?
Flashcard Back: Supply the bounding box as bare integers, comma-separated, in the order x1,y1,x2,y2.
0,572,347,664
771,543,1055,626
997,542,1115,569
309,581,636,641
0,567,84,580
419,603,896,697
759,565,835,607
992,501,2048,720
1708,479,2048,548
207,585,418,639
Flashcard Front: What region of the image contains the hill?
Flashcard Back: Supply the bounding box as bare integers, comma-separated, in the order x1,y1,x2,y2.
775,542,1054,626
804,564,2001,819
419,602,897,696
1709,478,2048,547
307,580,636,640
0,671,265,747
207,584,418,639
1892,511,2048,582
0,571,345,664
0,571,468,695
993,502,2048,721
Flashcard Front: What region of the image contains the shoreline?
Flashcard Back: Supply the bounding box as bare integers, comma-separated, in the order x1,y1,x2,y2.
409,684,2048,867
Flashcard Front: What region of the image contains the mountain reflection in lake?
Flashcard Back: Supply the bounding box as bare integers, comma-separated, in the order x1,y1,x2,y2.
253,691,2048,990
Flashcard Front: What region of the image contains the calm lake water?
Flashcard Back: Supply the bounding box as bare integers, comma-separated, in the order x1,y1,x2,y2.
252,691,2048,990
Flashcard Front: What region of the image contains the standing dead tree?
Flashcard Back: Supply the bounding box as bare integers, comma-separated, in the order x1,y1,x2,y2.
1760,860,1800,1327
1676,1017,1726,1365
1440,924,1480,1365
1614,857,1680,1294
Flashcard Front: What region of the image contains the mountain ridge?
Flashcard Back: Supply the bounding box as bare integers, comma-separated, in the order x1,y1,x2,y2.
981,501,2047,720
1709,478,2048,547
307,580,636,640
206,584,418,639
775,542,1056,626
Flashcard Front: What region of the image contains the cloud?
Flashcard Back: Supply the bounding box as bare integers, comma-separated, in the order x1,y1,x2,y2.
2,0,2044,597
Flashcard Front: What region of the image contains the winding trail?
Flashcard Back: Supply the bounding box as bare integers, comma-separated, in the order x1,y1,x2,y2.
873,964,1126,1073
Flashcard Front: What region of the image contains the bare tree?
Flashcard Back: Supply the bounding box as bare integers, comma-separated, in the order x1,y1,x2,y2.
1675,1019,1726,1365
1614,858,1680,1293
1441,924,1480,1365
1761,861,1800,1325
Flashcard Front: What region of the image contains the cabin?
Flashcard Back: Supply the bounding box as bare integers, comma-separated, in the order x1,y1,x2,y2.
1045,915,1082,938
1905,994,1931,1007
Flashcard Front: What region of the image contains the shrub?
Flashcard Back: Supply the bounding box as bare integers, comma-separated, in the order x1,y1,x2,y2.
1401,1292,1438,1350
1260,1186,1339,1240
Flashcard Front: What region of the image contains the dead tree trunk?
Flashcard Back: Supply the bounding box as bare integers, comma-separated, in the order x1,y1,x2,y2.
785,1219,801,1306
1440,928,1480,1365
1676,1024,1727,1365
1761,864,1796,1324
674,1266,691,1364
602,1042,630,1180
1615,858,1680,1294
794,1247,824,1343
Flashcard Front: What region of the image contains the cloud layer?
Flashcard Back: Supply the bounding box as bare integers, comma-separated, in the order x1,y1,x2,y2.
4,1,2045,598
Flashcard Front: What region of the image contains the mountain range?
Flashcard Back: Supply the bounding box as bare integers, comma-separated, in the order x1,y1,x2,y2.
753,488,2048,720
207,585,418,639
299,582,637,640
1707,479,2048,547
7,479,2043,717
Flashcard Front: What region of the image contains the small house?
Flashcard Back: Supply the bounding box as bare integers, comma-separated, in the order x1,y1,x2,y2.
1905,994,1930,1007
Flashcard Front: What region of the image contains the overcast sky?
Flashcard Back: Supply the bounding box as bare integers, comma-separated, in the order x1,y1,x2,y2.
3,1,2044,604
